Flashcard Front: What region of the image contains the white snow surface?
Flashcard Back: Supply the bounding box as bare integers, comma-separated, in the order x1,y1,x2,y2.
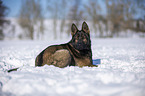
0,38,145,96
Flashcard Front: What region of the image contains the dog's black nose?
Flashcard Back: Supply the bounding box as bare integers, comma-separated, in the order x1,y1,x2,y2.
78,40,83,44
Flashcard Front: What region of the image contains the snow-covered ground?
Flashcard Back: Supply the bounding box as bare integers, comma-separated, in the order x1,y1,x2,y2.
0,38,145,96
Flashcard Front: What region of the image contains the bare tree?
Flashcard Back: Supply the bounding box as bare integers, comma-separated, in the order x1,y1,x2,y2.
60,0,67,36
105,0,145,37
18,0,44,40
68,0,83,26
47,0,59,39
0,0,10,40
66,0,84,36
105,0,126,37
127,0,145,33
84,0,103,37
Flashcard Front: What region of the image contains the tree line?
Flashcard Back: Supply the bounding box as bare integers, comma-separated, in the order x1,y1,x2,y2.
0,0,9,40
0,0,145,40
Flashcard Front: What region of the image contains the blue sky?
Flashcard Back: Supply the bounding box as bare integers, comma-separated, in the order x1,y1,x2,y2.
2,0,105,18
2,0,144,19
2,0,47,17
2,0,22,17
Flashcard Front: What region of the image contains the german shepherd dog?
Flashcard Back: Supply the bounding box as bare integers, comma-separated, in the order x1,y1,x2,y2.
35,21,95,68
8,22,95,72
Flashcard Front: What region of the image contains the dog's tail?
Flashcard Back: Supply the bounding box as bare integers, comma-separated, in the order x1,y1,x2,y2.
7,68,19,73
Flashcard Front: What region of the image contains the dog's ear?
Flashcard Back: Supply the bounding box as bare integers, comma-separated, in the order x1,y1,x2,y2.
71,23,78,36
82,21,90,34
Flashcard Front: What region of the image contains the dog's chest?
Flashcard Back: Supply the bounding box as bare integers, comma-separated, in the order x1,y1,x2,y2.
74,57,92,67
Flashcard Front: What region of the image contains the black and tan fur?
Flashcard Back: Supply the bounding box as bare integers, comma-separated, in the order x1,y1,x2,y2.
35,22,95,68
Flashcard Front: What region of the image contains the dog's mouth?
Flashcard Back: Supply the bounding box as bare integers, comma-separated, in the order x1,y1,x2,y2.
74,42,90,51
78,43,81,46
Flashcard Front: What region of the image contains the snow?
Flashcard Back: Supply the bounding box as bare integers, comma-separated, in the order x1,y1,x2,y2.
0,38,145,96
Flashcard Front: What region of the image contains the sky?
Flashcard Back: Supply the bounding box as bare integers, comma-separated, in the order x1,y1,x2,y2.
2,0,105,18
2,0,47,17
2,0,22,17
2,0,144,19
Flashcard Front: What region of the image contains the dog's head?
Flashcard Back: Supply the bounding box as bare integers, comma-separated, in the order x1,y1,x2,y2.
70,22,91,51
